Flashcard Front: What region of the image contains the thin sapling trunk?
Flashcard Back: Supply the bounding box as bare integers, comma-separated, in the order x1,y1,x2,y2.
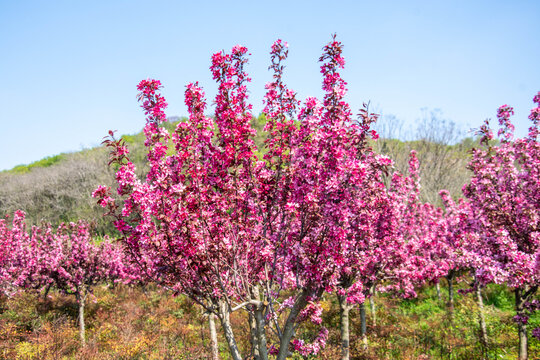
359,301,368,349
369,285,376,327
76,287,88,346
446,271,455,314
475,285,488,354
515,288,528,360
208,312,219,360
338,293,352,360
218,301,243,360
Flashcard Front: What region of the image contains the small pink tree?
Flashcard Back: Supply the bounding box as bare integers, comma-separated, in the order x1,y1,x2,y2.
333,150,429,357
416,192,476,312
0,212,126,345
463,93,540,359
34,221,126,345
382,150,430,297
442,190,513,351
0,211,36,296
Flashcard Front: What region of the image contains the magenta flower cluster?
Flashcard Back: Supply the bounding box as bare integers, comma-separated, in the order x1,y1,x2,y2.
0,212,130,298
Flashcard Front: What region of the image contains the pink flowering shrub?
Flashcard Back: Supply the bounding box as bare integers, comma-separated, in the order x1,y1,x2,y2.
35,221,127,297
0,211,36,296
0,211,128,345
463,92,540,359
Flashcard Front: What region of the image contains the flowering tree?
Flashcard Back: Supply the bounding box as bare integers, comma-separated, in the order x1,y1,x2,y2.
0,212,126,345
381,151,429,296
434,191,497,351
33,221,126,345
414,192,473,312
95,46,274,359
463,93,540,359
333,150,427,356
0,211,36,296
94,36,393,360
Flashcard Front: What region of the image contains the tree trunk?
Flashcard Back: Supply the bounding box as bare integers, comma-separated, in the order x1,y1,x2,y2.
475,285,488,354
208,313,219,360
447,272,455,313
276,289,310,360
79,300,85,345
42,283,52,300
359,301,368,349
369,285,376,327
248,312,260,359
217,301,243,360
254,307,269,360
515,288,528,360
436,282,441,302
76,288,87,346
338,294,352,360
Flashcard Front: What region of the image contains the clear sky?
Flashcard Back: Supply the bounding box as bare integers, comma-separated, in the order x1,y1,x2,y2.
1,0,539,171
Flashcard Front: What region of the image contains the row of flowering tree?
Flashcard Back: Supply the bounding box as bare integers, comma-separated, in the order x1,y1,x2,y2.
462,96,540,360
407,94,540,359
0,211,129,344
92,34,540,359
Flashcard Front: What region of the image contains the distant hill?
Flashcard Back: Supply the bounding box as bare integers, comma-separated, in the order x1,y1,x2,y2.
0,118,168,234
0,115,476,235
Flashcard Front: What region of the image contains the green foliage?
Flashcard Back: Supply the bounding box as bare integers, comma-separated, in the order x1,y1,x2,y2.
483,284,514,310
9,154,66,174
359,282,539,360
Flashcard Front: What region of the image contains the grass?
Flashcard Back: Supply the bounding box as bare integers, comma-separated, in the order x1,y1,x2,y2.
0,282,538,359
9,155,66,174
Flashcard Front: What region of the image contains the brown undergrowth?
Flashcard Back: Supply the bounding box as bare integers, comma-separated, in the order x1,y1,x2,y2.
0,284,536,359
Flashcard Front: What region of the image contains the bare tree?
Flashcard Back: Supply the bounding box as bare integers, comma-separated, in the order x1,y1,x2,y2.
373,109,473,205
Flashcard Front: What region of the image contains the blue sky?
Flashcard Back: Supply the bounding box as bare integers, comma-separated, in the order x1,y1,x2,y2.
1,0,539,170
